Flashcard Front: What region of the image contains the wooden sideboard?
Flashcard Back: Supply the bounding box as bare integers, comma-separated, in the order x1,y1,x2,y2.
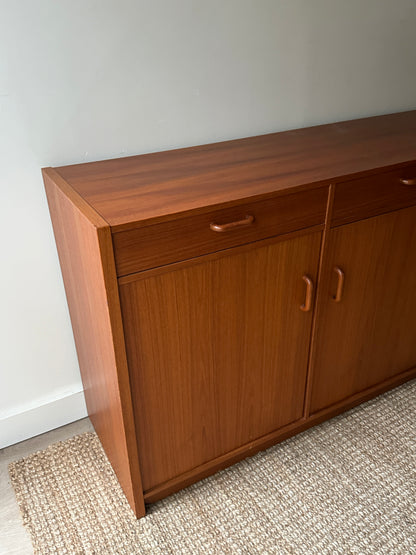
43,111,416,518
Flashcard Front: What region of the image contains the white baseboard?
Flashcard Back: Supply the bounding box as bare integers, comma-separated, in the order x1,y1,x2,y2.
0,388,88,449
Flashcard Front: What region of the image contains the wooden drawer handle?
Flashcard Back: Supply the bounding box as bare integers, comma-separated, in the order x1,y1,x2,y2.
300,275,313,312
210,214,255,232
399,177,416,186
333,266,345,302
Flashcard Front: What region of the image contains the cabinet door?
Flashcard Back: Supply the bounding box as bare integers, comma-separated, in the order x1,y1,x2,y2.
310,205,416,414
120,231,321,491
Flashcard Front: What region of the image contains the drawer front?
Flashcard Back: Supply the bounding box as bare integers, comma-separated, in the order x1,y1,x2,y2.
332,165,416,227
113,186,328,276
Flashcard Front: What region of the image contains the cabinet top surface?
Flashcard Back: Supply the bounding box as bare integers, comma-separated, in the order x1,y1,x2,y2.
52,110,416,231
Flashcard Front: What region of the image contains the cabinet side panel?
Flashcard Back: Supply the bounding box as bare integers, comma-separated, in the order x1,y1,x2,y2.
43,169,145,517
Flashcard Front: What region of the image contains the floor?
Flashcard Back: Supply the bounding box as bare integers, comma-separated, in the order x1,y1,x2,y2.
0,418,94,555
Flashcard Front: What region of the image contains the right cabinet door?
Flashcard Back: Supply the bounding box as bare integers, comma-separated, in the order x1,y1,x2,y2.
310,204,416,414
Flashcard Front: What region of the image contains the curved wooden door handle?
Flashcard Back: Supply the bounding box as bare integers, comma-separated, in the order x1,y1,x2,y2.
210,214,254,232
300,275,313,312
399,177,416,186
333,266,345,302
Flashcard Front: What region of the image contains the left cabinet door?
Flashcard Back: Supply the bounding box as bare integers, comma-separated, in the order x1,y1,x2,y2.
119,230,322,492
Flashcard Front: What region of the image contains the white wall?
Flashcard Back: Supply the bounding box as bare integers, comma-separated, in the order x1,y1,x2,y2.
1,0,416,447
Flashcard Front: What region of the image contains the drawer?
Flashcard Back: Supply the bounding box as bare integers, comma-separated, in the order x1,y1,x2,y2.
112,186,328,276
332,165,416,227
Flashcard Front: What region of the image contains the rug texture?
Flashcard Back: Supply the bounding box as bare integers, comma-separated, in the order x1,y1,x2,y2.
9,380,416,555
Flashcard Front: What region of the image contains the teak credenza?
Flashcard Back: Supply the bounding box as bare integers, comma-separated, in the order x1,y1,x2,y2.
43,111,416,518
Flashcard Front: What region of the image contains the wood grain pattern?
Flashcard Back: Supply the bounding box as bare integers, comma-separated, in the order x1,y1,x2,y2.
302,184,336,418
309,204,416,414
120,231,322,491
117,225,325,286
332,164,416,226
143,364,416,504
42,168,145,518
54,110,416,231
112,186,328,276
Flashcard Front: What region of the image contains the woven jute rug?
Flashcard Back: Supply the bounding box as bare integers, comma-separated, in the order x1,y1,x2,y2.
9,380,416,555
